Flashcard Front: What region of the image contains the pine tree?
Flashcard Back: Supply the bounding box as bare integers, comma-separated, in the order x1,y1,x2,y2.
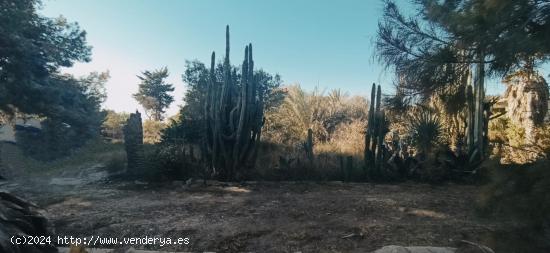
0,0,92,117
133,67,175,121
376,0,550,162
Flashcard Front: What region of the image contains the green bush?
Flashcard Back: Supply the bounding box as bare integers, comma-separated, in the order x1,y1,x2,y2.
153,144,193,180
405,106,443,156
489,118,550,164
143,120,166,144
101,110,129,141
129,143,200,182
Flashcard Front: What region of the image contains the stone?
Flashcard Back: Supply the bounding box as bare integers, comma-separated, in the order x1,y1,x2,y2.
455,240,495,253
372,245,456,253
503,70,549,141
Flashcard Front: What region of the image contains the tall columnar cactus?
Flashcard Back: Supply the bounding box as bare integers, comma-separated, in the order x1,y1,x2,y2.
364,83,388,178
364,84,376,167
123,111,145,175
466,57,486,163
466,85,475,156
204,26,264,181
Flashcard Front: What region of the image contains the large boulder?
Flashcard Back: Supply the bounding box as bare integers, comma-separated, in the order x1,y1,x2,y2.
503,70,549,141
372,241,495,253
0,191,58,253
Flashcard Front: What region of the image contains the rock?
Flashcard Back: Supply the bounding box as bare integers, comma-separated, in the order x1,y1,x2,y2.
372,245,456,253
455,240,495,253
59,247,182,253
51,164,110,187
503,70,549,141
50,177,84,186
0,191,58,253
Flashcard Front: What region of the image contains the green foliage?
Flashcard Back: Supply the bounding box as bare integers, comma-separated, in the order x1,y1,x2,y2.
171,60,209,143
133,67,174,121
0,0,91,117
203,26,265,181
364,83,390,180
101,110,130,140
15,73,107,161
77,71,109,106
142,120,166,144
148,143,198,181
489,118,550,163
377,0,550,98
163,61,282,145
405,107,443,155
257,70,285,111
1,0,106,161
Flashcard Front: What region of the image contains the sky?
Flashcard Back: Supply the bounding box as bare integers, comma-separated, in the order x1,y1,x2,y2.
40,0,549,116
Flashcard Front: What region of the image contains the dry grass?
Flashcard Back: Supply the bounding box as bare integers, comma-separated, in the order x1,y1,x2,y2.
1,139,125,177
315,120,365,158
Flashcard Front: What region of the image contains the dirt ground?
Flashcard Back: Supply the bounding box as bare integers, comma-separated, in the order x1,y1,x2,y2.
3,173,520,253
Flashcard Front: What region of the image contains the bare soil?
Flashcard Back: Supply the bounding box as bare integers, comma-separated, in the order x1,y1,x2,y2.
5,176,516,253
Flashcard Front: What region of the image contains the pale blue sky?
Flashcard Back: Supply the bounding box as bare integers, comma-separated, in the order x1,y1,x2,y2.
40,0,549,116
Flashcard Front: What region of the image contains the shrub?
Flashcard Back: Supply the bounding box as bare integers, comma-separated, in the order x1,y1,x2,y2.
489,118,550,164
405,107,443,156
317,120,366,158
478,159,550,251
101,110,129,141
151,143,196,180
143,120,166,144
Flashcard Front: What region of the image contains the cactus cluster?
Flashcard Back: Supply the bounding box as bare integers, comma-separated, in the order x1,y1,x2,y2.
204,26,264,181
364,83,388,178
123,111,145,175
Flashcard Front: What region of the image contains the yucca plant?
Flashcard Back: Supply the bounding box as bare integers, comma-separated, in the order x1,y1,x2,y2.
406,106,443,156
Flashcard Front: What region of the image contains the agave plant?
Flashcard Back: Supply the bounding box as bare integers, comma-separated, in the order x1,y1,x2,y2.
406,106,443,156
